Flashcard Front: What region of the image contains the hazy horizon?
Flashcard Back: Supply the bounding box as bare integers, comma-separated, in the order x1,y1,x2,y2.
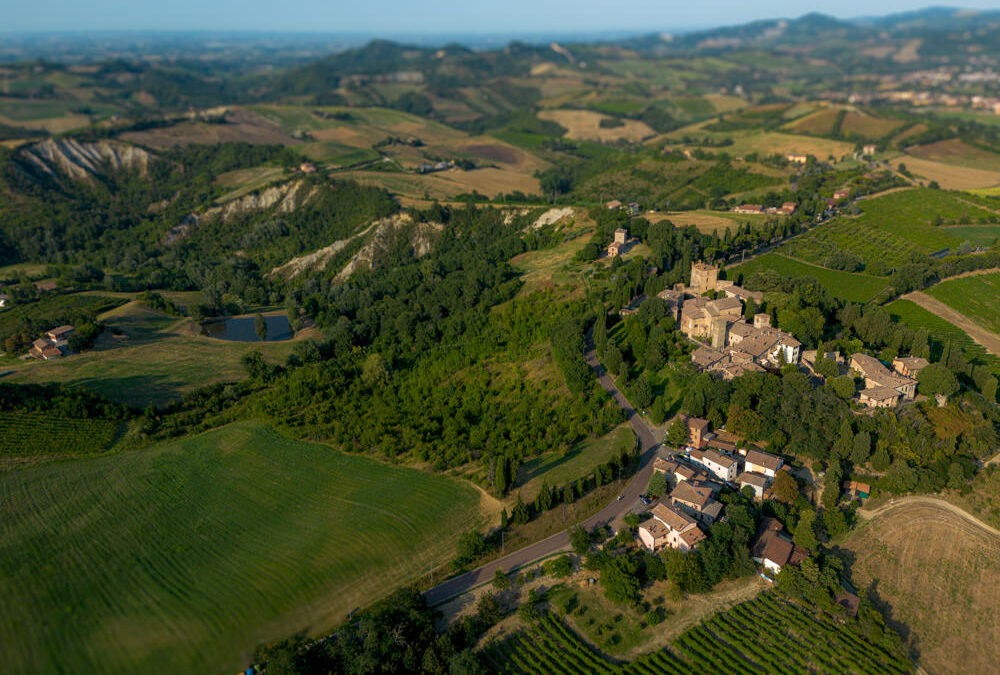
5,2,999,36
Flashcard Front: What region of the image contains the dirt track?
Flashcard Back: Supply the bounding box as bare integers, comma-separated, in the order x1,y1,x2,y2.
859,495,1000,538
900,290,1000,357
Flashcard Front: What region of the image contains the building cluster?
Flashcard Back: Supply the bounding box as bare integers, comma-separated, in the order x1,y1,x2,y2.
28,325,74,360
663,262,800,380
605,200,642,216
639,415,788,557
850,353,925,408
606,227,632,257
731,202,797,216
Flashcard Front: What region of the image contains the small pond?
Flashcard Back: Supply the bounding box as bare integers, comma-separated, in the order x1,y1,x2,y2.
202,315,293,342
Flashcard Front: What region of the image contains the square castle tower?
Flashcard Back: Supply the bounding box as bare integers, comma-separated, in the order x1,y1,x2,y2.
689,261,719,294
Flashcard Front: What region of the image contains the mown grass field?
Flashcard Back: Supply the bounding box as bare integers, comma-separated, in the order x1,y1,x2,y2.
908,139,1000,171
516,425,635,500
6,302,299,407
0,421,490,675
844,500,1000,675
898,155,1000,190
925,271,1000,334
483,592,910,674
731,252,892,303
886,299,1000,374
783,188,990,267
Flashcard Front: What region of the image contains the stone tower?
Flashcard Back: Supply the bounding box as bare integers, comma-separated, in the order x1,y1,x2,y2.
711,316,729,349
690,261,718,294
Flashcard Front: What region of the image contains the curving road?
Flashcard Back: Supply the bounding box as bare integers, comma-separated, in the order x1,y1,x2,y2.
423,347,661,607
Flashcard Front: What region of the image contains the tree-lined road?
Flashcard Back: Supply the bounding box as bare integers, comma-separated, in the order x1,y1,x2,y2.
424,347,661,607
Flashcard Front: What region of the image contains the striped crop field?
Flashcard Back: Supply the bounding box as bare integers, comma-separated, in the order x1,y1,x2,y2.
0,421,488,674
925,271,1000,335
0,411,121,457
484,593,911,674
781,188,994,268
886,299,1000,375
731,252,892,303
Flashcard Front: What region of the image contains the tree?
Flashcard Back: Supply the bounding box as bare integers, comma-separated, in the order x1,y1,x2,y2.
851,431,871,465
822,461,843,509
601,555,642,604
871,444,891,472
794,508,819,551
633,373,653,410
918,363,959,397
666,417,689,447
771,470,799,503
492,568,510,590
254,313,268,341
361,352,390,388
829,375,855,400
569,526,591,555
822,507,848,538
646,470,668,498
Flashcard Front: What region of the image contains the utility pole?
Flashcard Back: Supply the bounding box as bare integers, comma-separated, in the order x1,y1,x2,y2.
501,530,505,554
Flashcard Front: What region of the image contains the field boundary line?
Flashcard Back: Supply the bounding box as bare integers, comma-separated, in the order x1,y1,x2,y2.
858,495,1000,538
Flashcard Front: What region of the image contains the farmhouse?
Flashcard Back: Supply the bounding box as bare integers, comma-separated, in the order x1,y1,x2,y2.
850,353,917,402
751,517,807,575
607,241,624,257
605,199,622,210
843,480,871,501
732,204,764,215
28,325,74,360
639,503,706,553
861,144,878,156
786,154,808,164
833,189,850,201
892,356,929,378
669,481,724,524
688,447,739,483
47,325,75,345
0,293,9,308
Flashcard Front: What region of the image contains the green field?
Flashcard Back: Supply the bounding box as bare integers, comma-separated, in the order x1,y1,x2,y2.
516,425,635,500
483,593,910,674
731,252,892,303
926,272,1000,334
886,299,1000,374
0,421,489,674
0,411,122,457
6,302,299,407
941,225,1000,246
783,189,992,268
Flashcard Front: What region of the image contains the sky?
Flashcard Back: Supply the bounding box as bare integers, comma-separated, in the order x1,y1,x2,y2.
5,1,999,35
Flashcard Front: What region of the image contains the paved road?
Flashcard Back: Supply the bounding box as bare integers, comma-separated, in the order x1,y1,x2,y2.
423,347,661,607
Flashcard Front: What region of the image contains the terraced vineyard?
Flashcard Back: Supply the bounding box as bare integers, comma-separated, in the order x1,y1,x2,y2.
0,421,488,674
887,299,1000,375
925,271,1000,334
485,594,911,674
782,189,993,268
0,411,121,456
732,253,891,303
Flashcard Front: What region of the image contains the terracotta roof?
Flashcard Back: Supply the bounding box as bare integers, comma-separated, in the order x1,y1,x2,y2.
738,471,768,488
32,338,50,350
670,482,715,508
679,527,707,547
40,346,62,358
686,417,710,431
894,356,929,370
691,346,725,368
640,519,669,541
652,502,699,532
861,385,900,402
850,353,884,375
745,449,783,472
752,529,793,567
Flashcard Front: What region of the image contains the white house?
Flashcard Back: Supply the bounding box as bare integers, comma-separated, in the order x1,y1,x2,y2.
688,447,738,483
743,449,783,479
